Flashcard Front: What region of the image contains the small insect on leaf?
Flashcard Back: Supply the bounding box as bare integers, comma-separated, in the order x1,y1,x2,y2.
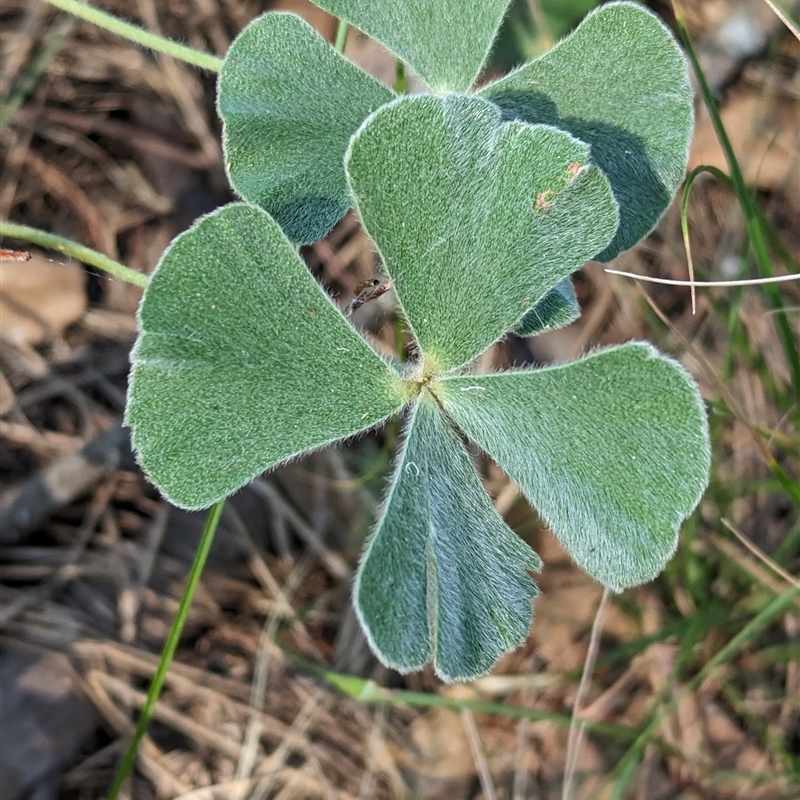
354,278,381,296
346,280,393,317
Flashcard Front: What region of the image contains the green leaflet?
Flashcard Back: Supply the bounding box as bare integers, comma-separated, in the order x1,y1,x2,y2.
512,278,580,337
218,12,394,243
310,0,512,92
436,343,711,590
479,1,694,260
354,397,541,681
126,204,406,510
345,94,618,372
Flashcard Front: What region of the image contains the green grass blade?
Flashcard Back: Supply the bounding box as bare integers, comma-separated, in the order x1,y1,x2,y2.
107,499,226,799
0,14,74,131
284,651,635,741
607,584,800,798
334,18,348,52
675,13,800,417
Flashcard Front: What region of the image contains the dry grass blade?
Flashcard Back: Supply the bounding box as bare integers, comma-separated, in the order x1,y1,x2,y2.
250,691,328,799
82,669,191,798
562,587,611,800
0,476,119,625
721,517,800,589
133,0,220,164
604,269,800,288
761,0,800,40
234,555,312,790
461,707,497,800
250,479,351,581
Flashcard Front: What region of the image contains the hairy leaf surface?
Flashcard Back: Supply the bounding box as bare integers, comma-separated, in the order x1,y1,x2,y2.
436,343,710,590
512,278,580,337
346,94,618,371
479,1,693,260
218,12,393,243
310,0,512,92
354,397,541,681
126,204,406,509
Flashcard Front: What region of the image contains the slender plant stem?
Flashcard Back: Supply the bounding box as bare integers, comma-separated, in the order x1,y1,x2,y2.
40,0,223,72
334,18,349,53
0,219,148,288
674,10,800,413
107,500,226,800
562,587,611,800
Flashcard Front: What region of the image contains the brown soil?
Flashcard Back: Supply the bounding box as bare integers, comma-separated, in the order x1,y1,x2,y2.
1,2,798,799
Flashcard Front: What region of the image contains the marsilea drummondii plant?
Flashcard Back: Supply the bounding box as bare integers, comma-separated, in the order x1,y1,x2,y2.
125,1,711,681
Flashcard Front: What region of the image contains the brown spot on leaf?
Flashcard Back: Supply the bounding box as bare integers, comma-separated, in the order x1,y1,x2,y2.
535,190,555,211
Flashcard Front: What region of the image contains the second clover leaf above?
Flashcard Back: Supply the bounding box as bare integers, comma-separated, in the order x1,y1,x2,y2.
478,0,694,260
218,1,693,249
127,0,712,681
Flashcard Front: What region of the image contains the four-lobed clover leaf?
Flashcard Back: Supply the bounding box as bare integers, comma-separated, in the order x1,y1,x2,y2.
127,86,711,679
